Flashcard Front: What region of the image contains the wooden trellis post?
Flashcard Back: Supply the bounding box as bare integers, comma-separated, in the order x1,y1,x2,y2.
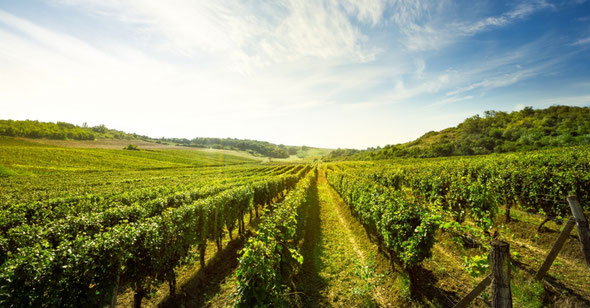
453,275,491,308
454,196,590,308
535,217,576,280
453,241,512,308
490,240,512,308
567,196,590,268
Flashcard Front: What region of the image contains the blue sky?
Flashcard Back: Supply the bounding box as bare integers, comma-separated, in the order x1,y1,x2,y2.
0,0,589,149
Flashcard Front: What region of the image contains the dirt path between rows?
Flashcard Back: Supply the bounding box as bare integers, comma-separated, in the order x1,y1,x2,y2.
296,171,395,307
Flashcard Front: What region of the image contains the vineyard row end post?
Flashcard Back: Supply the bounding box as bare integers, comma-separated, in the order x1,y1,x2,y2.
490,240,512,308
567,195,590,268
452,240,512,308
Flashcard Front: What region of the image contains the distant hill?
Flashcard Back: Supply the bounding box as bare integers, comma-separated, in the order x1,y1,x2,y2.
328,105,590,160
159,137,317,159
0,119,326,159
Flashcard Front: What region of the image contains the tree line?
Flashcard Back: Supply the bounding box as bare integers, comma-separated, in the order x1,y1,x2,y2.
0,120,149,141
163,137,305,158
328,105,590,160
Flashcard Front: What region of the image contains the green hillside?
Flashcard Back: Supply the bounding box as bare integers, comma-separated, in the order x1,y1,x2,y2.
0,120,330,159
329,105,590,160
0,136,256,175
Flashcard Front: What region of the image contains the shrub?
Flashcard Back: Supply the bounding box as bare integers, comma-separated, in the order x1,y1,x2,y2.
124,144,139,151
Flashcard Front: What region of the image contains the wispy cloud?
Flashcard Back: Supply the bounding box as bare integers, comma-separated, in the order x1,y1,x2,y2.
341,0,388,26
391,0,554,51
440,34,575,97
446,68,539,96
428,95,475,109
571,36,590,45
0,9,115,65
53,0,382,73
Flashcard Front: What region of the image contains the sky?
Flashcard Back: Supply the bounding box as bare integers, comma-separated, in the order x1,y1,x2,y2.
0,0,589,149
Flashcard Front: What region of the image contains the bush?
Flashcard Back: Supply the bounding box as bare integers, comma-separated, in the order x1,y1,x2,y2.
124,144,139,151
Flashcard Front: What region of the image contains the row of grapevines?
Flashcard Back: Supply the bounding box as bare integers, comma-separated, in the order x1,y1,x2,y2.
326,169,440,292
0,174,297,266
0,171,275,235
342,164,497,230
341,146,590,225
0,164,272,207
234,168,317,307
0,170,306,307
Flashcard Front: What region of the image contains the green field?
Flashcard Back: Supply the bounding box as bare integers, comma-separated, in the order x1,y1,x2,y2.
0,136,258,175
1,137,589,307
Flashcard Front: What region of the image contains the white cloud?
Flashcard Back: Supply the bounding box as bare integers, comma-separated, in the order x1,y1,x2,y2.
571,36,590,45
0,7,392,147
445,45,570,97
390,0,554,51
0,10,116,66
414,57,426,79
428,95,474,109
341,0,389,26
53,0,382,73
446,69,537,96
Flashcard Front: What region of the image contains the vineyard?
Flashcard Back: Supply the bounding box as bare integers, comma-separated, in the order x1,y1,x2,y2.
323,146,590,307
0,137,589,307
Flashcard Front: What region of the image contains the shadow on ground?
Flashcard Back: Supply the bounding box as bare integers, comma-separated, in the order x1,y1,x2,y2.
294,184,327,307
411,266,459,307
159,228,254,307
